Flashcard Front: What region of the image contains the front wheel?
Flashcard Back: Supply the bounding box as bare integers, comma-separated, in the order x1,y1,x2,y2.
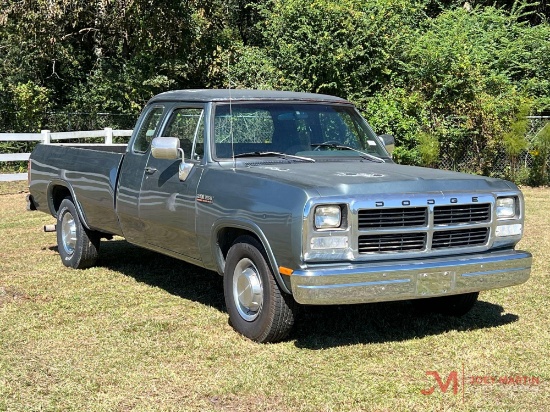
224,236,296,343
56,197,100,269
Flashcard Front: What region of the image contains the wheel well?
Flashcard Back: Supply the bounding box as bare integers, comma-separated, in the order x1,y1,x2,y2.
215,226,292,295
217,227,262,261
50,185,72,214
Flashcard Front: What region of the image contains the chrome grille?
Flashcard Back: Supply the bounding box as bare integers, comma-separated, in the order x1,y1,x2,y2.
434,203,491,225
355,201,492,256
432,228,489,249
358,207,427,229
358,233,426,253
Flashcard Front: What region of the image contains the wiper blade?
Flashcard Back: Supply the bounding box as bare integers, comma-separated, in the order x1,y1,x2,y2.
313,144,385,163
233,151,315,163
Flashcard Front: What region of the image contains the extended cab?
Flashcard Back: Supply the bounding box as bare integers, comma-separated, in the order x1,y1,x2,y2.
28,90,532,342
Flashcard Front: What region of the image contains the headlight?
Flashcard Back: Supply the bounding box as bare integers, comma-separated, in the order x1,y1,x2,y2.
314,205,342,229
496,197,516,219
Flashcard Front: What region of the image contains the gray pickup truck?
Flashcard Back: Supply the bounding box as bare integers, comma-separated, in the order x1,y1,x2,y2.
27,89,532,342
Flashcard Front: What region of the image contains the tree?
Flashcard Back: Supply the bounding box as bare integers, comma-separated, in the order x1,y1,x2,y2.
223,0,426,97
532,122,550,184
502,103,530,181
366,6,549,178
0,0,236,130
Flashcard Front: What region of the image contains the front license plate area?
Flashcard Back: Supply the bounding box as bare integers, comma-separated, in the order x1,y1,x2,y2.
416,271,454,296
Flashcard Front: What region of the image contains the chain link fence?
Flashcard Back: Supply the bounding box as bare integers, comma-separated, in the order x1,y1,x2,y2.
437,117,550,185
437,143,538,175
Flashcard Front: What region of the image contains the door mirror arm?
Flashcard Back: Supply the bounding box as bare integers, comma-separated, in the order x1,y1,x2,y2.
179,150,194,181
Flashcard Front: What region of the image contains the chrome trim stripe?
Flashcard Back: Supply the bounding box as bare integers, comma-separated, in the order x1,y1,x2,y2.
299,278,411,290
461,267,526,277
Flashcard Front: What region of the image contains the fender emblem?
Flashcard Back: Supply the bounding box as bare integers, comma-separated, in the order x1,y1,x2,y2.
196,194,213,204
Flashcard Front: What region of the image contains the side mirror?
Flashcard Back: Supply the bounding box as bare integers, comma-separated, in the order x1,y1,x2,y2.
379,134,395,155
151,137,180,160
151,136,194,181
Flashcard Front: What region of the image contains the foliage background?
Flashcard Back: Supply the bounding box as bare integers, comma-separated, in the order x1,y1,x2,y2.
0,0,549,184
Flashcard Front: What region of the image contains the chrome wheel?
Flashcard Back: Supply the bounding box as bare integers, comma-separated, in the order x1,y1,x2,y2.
61,211,77,255
224,236,296,342
56,198,100,269
233,258,263,321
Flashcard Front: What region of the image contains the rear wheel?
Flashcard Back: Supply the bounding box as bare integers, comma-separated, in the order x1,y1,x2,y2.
224,236,296,343
413,292,479,316
56,197,100,269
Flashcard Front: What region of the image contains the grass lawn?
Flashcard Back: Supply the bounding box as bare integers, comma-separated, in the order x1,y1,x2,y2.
0,181,548,411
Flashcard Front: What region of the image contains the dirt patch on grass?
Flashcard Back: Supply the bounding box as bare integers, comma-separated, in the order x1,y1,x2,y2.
206,393,293,412
0,285,30,305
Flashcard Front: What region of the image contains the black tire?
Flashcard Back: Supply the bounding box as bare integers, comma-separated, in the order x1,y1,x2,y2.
413,292,479,317
56,197,100,269
224,235,296,343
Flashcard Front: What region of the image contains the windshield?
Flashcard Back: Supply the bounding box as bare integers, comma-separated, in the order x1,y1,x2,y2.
212,103,390,160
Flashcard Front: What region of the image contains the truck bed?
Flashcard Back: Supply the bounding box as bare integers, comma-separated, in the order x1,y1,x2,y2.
29,144,126,235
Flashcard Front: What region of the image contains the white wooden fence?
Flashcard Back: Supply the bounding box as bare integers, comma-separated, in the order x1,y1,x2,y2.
0,128,133,182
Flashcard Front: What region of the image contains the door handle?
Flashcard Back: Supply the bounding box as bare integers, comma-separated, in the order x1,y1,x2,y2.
145,167,157,174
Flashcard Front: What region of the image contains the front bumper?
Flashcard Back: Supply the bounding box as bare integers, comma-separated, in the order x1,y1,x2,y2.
290,250,532,305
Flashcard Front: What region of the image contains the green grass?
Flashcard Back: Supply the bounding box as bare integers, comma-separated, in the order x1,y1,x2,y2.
1,181,548,411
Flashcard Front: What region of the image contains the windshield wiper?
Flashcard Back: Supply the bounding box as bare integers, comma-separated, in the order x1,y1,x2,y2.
233,151,315,163
312,143,385,163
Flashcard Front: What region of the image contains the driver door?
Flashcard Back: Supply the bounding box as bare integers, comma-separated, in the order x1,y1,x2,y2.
138,105,205,260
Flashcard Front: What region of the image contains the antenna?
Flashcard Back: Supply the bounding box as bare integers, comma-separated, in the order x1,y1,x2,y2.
224,3,236,170
228,51,235,170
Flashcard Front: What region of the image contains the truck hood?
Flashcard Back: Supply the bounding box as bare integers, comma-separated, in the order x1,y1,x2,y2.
239,160,516,196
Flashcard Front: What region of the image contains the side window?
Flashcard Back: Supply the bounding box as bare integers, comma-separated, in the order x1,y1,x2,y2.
162,108,204,160
133,107,164,153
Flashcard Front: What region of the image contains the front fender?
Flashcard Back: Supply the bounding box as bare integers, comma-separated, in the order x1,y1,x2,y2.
211,218,292,295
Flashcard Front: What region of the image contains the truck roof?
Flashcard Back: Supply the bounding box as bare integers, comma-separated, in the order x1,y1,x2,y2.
148,89,351,104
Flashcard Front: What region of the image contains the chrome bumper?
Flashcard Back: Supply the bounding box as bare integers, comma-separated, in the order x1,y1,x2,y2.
290,250,532,305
